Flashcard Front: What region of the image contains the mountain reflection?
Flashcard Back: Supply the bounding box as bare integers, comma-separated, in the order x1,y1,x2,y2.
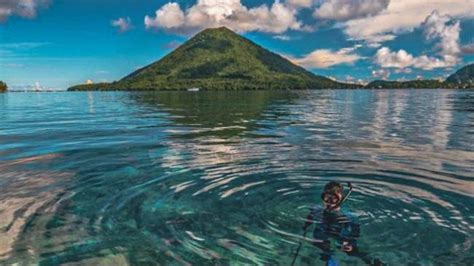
129,91,299,138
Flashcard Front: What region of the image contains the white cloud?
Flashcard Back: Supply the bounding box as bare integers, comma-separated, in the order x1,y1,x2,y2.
288,0,313,8
144,0,305,34
374,47,455,70
0,0,49,22
273,35,291,41
145,2,184,30
314,0,389,21
372,68,390,80
342,0,474,45
111,17,132,33
394,68,412,74
373,11,462,70
364,34,396,48
374,48,414,69
423,11,460,62
290,45,363,68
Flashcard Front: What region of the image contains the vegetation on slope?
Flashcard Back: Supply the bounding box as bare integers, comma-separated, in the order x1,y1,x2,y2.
366,80,445,89
366,79,472,89
366,63,473,89
0,81,7,92
69,27,356,91
446,63,474,84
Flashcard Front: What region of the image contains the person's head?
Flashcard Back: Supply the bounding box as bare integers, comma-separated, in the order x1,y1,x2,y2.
321,181,344,210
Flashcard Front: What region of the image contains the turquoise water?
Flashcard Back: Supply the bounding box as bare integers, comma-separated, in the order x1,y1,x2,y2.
0,90,473,265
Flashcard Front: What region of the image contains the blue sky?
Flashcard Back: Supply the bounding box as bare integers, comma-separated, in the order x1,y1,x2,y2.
0,0,473,90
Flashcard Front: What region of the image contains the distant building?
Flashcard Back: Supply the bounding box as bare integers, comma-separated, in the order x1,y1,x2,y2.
86,80,94,85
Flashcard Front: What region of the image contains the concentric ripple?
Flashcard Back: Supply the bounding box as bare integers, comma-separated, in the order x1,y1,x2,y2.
0,90,473,265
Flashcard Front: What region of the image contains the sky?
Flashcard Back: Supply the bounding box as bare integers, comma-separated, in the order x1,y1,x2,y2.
0,0,473,90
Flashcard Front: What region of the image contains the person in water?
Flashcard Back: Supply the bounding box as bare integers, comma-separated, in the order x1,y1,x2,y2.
302,181,382,266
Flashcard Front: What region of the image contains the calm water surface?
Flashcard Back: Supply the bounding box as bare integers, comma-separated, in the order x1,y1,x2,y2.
0,90,473,265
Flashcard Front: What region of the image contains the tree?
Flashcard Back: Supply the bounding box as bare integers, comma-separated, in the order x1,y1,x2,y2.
0,81,7,92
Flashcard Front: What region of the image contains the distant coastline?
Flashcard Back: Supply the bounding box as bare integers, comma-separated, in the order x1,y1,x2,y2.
67,85,473,91
68,80,473,91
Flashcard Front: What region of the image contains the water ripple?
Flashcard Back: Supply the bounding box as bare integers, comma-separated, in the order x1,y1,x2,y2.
0,90,473,265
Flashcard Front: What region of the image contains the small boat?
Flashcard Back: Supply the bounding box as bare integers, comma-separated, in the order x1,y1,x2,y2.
187,87,200,92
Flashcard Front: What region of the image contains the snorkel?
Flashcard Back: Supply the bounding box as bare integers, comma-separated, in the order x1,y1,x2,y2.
337,182,353,207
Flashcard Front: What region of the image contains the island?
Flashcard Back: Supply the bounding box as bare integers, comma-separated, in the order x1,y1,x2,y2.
68,27,359,91
366,64,473,89
366,79,462,89
446,63,474,84
0,81,7,92
68,27,473,91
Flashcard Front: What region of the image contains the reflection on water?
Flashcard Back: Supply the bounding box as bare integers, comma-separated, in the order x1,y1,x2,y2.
0,90,473,265
0,154,72,260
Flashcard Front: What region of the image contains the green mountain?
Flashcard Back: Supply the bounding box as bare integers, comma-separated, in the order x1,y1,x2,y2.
446,63,474,84
69,27,355,91
0,81,7,92
366,79,446,89
366,63,474,89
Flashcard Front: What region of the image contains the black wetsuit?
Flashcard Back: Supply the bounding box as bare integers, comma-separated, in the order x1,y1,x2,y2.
306,206,381,265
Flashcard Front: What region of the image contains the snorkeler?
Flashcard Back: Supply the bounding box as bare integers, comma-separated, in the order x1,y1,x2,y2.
293,181,382,266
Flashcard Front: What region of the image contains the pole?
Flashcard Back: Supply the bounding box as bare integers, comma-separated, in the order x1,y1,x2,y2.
291,228,308,266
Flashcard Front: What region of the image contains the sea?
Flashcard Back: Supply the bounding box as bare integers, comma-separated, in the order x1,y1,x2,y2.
0,89,473,265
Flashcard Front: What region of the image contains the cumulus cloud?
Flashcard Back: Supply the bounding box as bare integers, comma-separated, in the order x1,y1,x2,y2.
423,11,460,63
342,0,474,45
111,17,132,33
144,0,305,34
372,68,390,80
374,47,455,70
314,0,389,21
0,0,49,22
290,45,363,68
374,11,461,70
287,0,313,8
374,48,413,69
145,2,184,30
